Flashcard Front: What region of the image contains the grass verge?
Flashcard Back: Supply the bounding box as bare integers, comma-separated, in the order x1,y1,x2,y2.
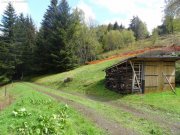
0,83,106,135
27,82,171,135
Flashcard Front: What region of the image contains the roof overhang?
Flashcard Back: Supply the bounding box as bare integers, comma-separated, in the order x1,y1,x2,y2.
105,56,180,71
130,56,180,61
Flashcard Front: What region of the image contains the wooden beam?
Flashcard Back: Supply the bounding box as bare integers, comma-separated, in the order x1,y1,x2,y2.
4,86,7,97
129,61,142,93
162,72,176,94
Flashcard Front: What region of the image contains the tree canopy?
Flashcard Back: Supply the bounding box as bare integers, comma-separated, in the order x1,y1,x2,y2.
129,16,149,40
0,0,176,84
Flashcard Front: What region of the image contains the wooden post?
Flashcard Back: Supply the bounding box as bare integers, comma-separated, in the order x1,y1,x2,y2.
4,86,7,97
141,62,145,93
12,81,13,87
162,72,176,94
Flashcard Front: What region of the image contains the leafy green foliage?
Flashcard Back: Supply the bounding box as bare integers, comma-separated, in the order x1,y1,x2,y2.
12,107,32,117
151,28,159,44
129,16,149,40
164,0,180,18
103,30,135,51
73,25,102,64
14,105,68,135
173,18,180,32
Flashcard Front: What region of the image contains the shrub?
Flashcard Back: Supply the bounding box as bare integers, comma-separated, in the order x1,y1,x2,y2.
11,105,69,135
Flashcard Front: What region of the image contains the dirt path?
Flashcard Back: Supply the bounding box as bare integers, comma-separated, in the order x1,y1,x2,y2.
87,95,180,134
107,101,180,135
32,83,180,135
26,83,138,135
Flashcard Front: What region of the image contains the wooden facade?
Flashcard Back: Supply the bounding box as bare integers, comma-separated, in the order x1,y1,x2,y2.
105,56,180,94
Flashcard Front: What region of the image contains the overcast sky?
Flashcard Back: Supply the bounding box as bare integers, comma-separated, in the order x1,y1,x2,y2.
0,0,166,32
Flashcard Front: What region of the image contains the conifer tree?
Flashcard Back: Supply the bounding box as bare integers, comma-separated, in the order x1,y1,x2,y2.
35,0,59,72
0,3,17,81
129,16,149,40
36,0,77,73
107,23,113,31
51,0,77,71
113,22,119,30
0,3,16,43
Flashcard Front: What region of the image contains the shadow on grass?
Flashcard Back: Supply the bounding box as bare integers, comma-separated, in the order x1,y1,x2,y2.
84,79,127,102
44,79,130,102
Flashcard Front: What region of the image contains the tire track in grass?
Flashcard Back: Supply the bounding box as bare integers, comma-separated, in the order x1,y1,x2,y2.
25,83,138,135
87,95,180,135
31,82,179,135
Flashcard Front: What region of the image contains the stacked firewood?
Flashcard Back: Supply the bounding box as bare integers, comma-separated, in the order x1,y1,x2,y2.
105,62,133,94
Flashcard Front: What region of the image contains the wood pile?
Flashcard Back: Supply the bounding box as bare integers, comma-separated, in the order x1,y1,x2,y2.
105,61,133,94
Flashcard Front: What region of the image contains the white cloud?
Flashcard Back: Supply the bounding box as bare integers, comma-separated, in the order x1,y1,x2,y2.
0,0,29,16
76,0,96,22
91,0,165,32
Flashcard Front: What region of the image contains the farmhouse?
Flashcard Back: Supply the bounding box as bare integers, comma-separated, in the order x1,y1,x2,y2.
105,50,180,94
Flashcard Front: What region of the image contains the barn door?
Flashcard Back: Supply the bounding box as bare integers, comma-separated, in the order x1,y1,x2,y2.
163,62,175,90
144,62,159,93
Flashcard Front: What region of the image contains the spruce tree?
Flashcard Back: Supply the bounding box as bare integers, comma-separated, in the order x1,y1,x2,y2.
51,0,76,71
107,23,113,31
119,23,125,30
0,3,17,81
0,3,16,43
0,3,36,80
0,41,14,83
36,0,77,73
14,15,36,76
35,0,58,72
113,22,119,30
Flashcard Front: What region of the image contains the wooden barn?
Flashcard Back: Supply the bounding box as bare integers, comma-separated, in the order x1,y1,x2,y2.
105,51,180,94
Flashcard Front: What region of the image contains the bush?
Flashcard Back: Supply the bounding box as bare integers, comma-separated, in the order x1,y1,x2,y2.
11,105,69,135
103,30,135,51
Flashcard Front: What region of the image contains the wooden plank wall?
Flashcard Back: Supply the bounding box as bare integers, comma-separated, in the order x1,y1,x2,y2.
144,61,175,93
163,62,175,90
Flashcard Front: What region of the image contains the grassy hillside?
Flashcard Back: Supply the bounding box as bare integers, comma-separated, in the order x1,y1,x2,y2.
28,33,180,134
98,33,180,59
1,51,179,135
32,55,180,114
31,58,180,134
32,58,120,97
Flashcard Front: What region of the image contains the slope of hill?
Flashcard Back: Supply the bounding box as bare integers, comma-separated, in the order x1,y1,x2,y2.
0,38,180,135
30,45,180,134
32,44,180,96
1,34,180,135
95,33,180,63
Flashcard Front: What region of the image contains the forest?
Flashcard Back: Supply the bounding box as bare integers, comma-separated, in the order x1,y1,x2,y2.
0,0,179,84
